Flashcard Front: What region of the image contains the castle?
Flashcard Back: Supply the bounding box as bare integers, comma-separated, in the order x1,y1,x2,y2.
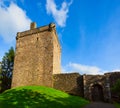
12,23,120,102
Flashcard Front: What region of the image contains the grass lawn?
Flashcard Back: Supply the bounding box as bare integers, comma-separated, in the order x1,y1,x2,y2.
0,86,89,108
114,103,120,108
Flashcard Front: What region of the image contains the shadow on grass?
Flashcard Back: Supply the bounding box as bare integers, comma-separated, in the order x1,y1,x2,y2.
0,88,88,108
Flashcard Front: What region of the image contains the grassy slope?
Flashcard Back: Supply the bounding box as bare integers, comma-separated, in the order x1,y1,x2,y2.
0,86,89,108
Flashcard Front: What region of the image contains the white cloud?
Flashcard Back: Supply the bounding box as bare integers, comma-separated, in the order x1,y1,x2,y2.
46,0,73,27
111,69,120,72
0,2,31,43
62,62,105,75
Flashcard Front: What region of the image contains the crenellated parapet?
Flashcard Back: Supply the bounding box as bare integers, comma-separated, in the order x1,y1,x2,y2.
16,23,56,39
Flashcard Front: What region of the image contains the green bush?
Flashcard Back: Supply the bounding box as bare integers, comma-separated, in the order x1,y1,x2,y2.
114,103,120,108
112,79,120,97
111,79,120,103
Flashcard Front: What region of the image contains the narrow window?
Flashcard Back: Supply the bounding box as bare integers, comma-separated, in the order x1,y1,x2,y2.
37,37,38,41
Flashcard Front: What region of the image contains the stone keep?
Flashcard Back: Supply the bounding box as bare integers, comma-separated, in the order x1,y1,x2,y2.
12,23,61,88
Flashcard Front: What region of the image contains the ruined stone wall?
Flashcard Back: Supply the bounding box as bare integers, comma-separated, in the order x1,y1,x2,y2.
83,74,111,101
107,72,120,87
53,73,84,96
106,72,120,101
12,23,61,88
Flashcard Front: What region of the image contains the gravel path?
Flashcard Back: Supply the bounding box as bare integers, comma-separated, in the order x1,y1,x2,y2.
83,102,116,108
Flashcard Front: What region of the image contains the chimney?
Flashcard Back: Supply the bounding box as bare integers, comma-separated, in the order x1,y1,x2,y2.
30,22,36,29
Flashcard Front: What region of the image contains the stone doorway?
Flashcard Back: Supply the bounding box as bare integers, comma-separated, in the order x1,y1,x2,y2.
91,84,104,101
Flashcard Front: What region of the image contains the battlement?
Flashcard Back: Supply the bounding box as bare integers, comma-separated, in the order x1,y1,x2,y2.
17,23,55,38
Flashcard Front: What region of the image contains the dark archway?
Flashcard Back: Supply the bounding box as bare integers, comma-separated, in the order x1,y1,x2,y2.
91,84,104,101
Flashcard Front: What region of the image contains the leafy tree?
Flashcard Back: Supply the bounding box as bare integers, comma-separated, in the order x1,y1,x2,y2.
112,79,120,95
0,62,2,91
112,79,120,101
0,47,15,93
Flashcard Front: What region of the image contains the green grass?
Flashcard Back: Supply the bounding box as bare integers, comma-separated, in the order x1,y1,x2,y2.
114,103,120,108
0,86,89,108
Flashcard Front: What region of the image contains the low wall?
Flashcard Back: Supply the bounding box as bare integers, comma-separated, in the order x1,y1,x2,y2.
53,73,84,96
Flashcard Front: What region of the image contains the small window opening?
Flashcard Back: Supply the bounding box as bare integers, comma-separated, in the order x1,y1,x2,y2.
37,37,38,41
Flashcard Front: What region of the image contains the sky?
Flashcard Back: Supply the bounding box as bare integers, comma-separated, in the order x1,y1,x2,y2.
0,0,120,75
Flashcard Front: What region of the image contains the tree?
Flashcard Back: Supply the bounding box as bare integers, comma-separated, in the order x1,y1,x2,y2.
0,47,15,93
112,79,120,102
112,79,120,95
0,62,2,91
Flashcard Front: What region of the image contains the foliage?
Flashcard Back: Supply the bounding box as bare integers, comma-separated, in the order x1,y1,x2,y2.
0,86,89,108
111,79,120,103
0,47,15,93
0,62,2,91
114,103,120,108
112,79,120,97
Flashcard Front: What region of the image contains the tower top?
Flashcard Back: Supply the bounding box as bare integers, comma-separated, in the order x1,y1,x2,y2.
17,22,56,39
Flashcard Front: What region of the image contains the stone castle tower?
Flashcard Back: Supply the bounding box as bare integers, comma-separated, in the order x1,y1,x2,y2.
12,23,61,88
11,22,120,102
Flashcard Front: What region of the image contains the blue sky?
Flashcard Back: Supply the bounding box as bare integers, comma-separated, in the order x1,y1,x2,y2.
0,0,120,74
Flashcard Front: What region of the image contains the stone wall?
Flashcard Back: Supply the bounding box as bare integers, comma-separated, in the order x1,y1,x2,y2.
12,23,61,88
83,74,111,101
52,24,61,74
106,72,120,101
107,72,120,87
53,73,84,96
